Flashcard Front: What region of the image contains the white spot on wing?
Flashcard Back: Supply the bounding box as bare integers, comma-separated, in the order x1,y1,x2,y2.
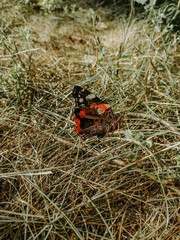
97,108,105,114
86,94,96,100
79,98,83,103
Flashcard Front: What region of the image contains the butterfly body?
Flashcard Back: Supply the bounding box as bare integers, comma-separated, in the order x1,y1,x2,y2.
72,86,123,139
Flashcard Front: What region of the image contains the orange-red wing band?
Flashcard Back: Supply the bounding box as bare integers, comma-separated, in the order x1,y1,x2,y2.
90,103,110,112
79,110,90,118
73,116,82,133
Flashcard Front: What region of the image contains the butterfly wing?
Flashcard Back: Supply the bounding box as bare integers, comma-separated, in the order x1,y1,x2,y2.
72,86,118,139
72,85,104,108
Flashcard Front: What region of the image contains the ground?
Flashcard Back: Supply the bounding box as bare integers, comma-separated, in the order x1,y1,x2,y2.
0,1,180,239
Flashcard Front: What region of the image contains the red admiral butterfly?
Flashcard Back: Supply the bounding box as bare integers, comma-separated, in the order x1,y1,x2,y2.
72,86,123,140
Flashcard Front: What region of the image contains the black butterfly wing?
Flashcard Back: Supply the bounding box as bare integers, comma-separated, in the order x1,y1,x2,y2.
72,85,105,108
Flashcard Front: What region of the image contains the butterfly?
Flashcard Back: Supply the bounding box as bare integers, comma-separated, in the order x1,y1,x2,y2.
72,86,123,140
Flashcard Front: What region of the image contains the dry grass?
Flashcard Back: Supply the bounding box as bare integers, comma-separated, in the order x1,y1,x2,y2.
0,1,180,239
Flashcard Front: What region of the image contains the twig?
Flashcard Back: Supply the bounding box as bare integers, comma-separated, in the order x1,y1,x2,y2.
127,112,180,136
49,133,100,156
